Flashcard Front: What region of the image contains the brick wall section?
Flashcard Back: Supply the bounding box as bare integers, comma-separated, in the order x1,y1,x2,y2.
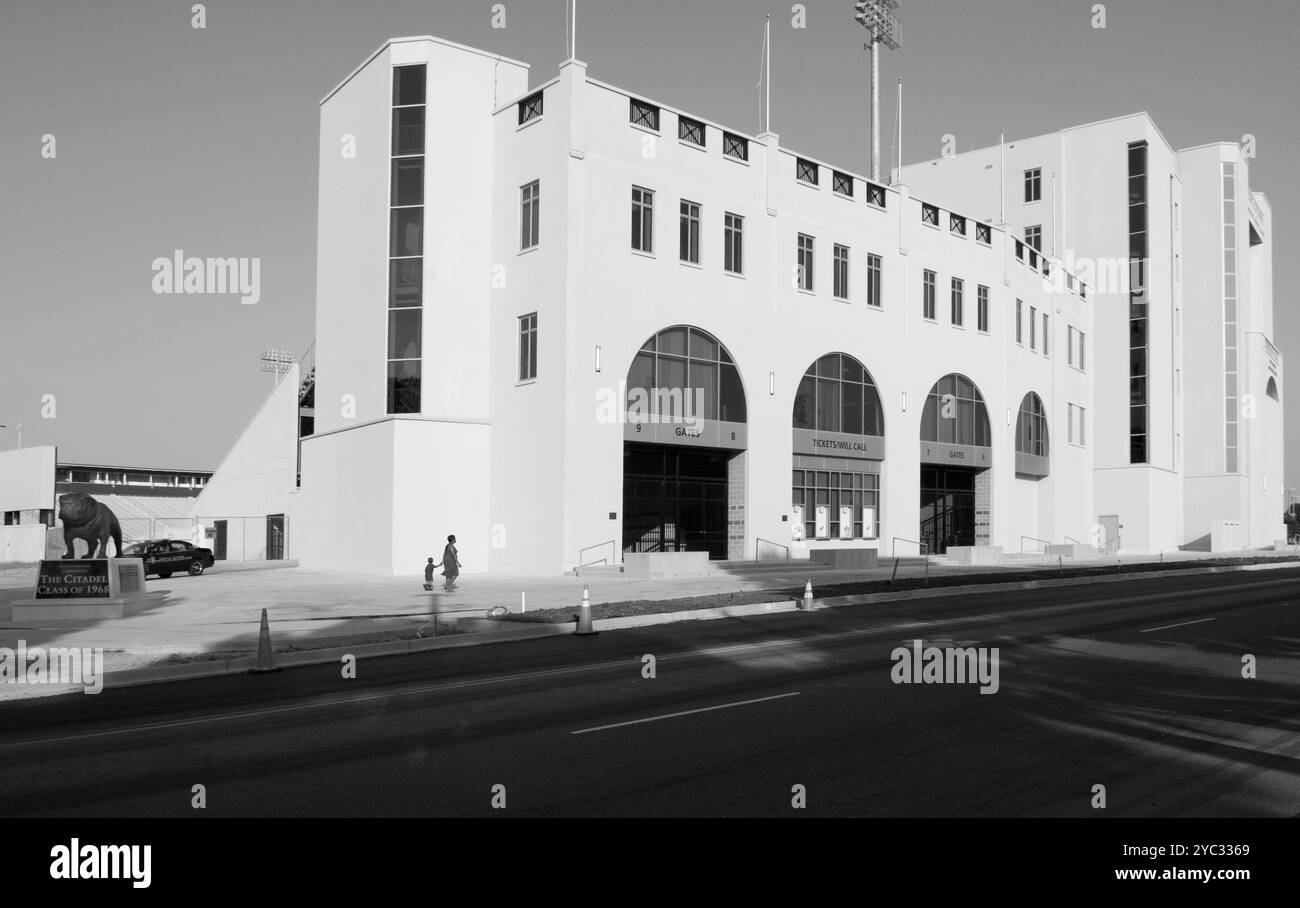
974,468,991,546
728,452,746,560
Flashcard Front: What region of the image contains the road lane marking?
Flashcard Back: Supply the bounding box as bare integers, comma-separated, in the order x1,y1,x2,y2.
570,692,802,735
1140,617,1217,633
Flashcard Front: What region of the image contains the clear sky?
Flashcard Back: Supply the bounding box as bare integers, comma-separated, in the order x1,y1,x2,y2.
1,0,1296,482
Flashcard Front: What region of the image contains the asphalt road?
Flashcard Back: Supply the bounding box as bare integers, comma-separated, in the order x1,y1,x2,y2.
2,568,1298,817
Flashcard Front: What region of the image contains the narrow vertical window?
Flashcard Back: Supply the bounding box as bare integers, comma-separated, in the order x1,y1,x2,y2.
1130,141,1150,464
518,313,538,381
679,200,700,264
833,244,849,300
797,234,815,291
632,186,654,253
1042,313,1050,357
520,180,539,250
923,270,936,320
388,63,426,415
724,213,743,274
950,277,964,326
866,254,882,308
977,285,989,332
1016,299,1023,344
1030,305,1037,350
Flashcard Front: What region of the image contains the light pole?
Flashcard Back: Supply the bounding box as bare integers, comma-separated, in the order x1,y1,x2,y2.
853,1,902,183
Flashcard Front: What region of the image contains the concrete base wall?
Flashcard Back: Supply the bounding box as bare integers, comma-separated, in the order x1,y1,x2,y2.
1045,543,1102,558
810,548,880,569
945,545,1004,565
0,525,47,563
623,551,710,579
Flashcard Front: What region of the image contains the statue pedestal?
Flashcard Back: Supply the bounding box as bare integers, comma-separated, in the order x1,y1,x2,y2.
6,559,166,622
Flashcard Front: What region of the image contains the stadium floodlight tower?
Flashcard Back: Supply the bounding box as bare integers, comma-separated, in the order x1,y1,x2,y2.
853,0,901,182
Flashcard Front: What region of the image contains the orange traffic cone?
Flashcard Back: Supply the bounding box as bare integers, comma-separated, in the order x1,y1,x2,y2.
252,608,278,673
575,584,597,635
799,580,814,611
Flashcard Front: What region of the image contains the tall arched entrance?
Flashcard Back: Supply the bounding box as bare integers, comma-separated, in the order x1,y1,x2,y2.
622,326,747,559
791,353,885,542
919,374,991,553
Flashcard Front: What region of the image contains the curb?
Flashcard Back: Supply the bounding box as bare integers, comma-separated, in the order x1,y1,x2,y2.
811,560,1300,609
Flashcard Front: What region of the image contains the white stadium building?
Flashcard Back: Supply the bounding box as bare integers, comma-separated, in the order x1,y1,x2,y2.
191,33,1281,575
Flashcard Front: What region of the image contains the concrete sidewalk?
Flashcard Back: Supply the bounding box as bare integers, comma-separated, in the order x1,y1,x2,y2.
1,548,1296,679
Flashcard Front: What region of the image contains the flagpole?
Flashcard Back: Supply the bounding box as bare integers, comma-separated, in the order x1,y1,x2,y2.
764,16,771,132
999,129,1006,224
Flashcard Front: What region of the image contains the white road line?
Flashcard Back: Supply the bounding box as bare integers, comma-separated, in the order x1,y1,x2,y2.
1140,617,1217,633
571,691,801,735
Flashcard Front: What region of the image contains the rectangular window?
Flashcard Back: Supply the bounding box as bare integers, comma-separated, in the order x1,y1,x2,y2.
1080,406,1087,446
391,157,424,206
796,158,819,185
975,223,992,244
520,180,540,250
950,278,964,326
724,213,743,274
723,132,748,161
392,106,425,155
1025,167,1042,203
630,98,659,131
866,182,886,208
518,313,538,381
678,115,705,146
1069,404,1076,443
833,244,849,300
1015,299,1023,344
1068,326,1076,366
389,64,426,415
1029,305,1037,350
832,171,853,196
977,284,989,332
1042,313,1050,357
950,213,967,236
1080,332,1086,370
517,91,543,125
921,203,939,226
1025,225,1042,252
632,186,654,253
679,200,700,264
923,270,936,320
797,234,815,291
866,254,882,308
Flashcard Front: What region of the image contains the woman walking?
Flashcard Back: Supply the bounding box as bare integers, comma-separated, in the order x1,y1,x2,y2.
441,534,461,592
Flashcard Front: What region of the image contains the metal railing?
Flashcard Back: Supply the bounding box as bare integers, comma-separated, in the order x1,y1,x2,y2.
1063,536,1080,545
890,536,930,585
576,539,616,575
891,536,929,557
1020,535,1051,554
754,537,790,562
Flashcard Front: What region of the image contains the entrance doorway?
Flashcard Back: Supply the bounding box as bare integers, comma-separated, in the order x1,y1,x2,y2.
623,444,728,559
213,520,227,560
920,466,977,554
266,514,285,560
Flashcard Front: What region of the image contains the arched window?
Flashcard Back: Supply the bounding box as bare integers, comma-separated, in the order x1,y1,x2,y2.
921,374,990,447
792,353,884,436
1015,392,1050,478
1267,377,1279,401
626,326,746,423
